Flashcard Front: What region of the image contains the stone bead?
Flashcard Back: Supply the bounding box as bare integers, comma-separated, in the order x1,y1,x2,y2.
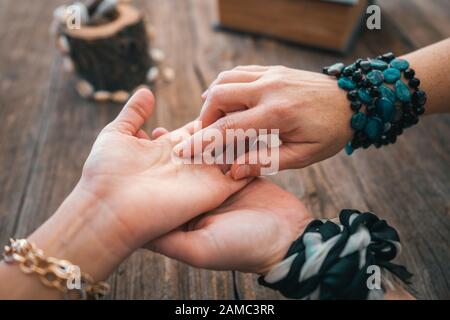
379,85,396,104
404,68,415,80
375,97,395,122
402,102,412,111
345,142,354,155
383,122,392,133
412,90,427,106
93,91,112,102
355,131,366,141
162,67,175,82
358,88,373,105
383,68,401,84
416,106,425,115
111,90,130,103
395,80,411,102
360,60,372,73
361,78,371,88
146,66,160,82
369,86,380,97
62,57,74,73
408,78,420,88
352,70,363,82
393,108,403,122
364,117,383,140
366,70,384,85
338,77,356,90
370,59,388,70
366,102,376,113
351,112,367,130
350,101,362,111
390,58,410,71
76,80,94,98
57,36,70,54
347,90,359,101
382,52,395,62
388,135,397,144
326,62,345,76
150,48,166,63
342,65,355,77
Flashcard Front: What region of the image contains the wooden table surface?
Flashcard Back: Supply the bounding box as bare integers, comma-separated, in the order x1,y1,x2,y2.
1,0,449,299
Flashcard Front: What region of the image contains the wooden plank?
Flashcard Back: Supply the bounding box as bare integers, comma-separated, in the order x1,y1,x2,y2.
0,0,60,248
379,0,450,49
1,0,448,300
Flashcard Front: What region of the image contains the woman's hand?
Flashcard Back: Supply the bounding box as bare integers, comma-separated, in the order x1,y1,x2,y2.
149,178,312,275
77,88,250,253
1,88,251,298
173,66,354,180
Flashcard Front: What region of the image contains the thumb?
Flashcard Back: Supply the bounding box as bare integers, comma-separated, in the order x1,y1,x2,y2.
146,229,213,269
107,88,155,135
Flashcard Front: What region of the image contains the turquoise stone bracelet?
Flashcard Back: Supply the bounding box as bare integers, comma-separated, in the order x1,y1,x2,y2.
323,52,427,154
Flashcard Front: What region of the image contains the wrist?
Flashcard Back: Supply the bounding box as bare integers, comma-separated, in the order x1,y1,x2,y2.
256,217,313,276
28,182,132,281
335,84,355,143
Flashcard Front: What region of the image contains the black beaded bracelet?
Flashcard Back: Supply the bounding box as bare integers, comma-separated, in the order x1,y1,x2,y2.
258,209,413,300
323,53,427,154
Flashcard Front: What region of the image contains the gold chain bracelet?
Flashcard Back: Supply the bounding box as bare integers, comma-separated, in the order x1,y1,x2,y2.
3,238,110,299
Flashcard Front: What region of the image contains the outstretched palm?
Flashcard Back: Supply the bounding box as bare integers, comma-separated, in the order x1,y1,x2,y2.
150,178,313,274
80,89,249,250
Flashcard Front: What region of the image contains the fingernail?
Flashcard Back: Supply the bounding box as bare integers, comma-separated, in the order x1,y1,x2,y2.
201,89,208,98
233,165,251,180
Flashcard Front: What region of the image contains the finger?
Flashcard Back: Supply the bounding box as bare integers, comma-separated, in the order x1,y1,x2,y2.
136,129,150,140
230,143,319,179
107,88,155,135
233,65,269,72
202,70,262,99
151,127,169,139
173,106,271,157
147,229,212,269
199,82,258,127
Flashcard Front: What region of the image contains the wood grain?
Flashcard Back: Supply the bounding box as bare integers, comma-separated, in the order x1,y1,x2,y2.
0,0,448,300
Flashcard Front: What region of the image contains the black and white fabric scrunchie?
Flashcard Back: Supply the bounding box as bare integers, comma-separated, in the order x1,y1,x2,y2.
258,209,413,300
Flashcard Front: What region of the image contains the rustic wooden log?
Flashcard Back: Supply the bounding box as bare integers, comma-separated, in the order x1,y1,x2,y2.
60,4,152,93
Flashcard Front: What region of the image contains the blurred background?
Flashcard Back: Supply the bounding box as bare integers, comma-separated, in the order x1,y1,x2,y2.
0,0,449,299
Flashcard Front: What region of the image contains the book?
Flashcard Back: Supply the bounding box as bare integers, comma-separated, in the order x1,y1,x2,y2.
216,0,369,53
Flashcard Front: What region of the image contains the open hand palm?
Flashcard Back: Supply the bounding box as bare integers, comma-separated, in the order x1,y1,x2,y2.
80,89,249,248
